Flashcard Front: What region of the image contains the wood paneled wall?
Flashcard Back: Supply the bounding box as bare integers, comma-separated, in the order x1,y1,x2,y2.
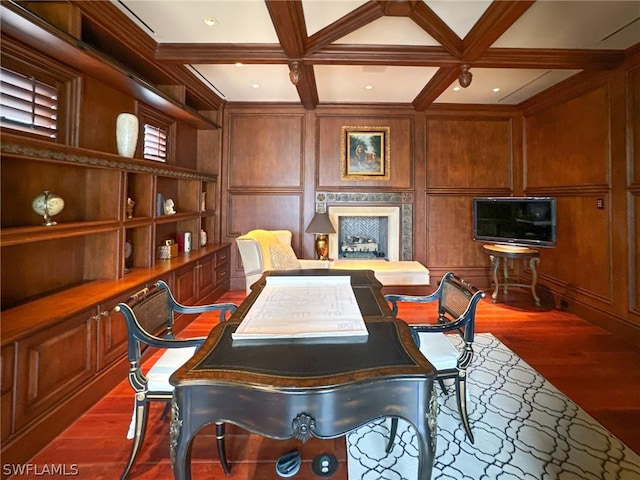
221,55,640,344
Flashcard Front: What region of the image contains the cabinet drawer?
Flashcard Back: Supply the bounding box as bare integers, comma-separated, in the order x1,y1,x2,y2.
216,263,230,287
215,248,229,268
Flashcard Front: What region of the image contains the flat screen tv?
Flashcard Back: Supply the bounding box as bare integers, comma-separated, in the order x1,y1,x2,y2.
473,197,557,247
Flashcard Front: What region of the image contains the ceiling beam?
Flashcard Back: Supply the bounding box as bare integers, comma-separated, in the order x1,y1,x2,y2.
305,1,384,55
412,66,459,111
475,48,626,70
463,0,536,62
264,0,307,57
264,0,319,109
156,44,287,64
410,2,463,58
157,42,626,71
291,62,319,110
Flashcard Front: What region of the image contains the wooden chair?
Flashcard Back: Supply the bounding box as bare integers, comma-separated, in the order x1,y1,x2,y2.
114,280,237,479
384,272,485,447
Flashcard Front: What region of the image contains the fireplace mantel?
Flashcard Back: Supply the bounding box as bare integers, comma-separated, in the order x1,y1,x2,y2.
314,192,413,261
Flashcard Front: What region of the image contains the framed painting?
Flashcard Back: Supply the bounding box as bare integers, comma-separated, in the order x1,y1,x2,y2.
341,126,390,181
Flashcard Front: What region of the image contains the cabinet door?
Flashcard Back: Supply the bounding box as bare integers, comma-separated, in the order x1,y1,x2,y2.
14,309,96,431
96,293,132,371
197,254,216,299
1,344,15,443
174,263,198,306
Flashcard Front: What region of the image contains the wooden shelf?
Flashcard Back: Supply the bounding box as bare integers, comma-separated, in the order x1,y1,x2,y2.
1,132,219,308
1,3,220,130
1,244,229,344
0,220,120,247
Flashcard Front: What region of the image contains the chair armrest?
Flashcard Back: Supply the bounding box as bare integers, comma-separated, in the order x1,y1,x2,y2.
384,293,438,316
138,335,205,351
299,259,332,269
175,303,238,322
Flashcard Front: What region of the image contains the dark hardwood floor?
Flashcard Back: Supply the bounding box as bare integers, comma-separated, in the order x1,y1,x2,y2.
19,287,640,480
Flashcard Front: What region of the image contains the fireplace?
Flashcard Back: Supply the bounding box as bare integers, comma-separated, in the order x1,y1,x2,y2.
315,192,413,261
328,206,400,261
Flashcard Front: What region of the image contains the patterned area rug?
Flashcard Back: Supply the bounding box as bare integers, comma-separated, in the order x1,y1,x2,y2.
347,333,640,480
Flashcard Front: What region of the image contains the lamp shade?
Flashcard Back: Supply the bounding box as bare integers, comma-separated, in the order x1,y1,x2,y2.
305,212,336,234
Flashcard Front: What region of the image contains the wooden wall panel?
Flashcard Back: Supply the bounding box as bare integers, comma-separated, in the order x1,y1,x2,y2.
630,65,640,314
175,123,197,170
426,195,487,268
632,68,640,186
80,77,133,154
228,115,304,188
525,86,609,188
426,117,513,189
540,195,611,300
227,194,303,277
316,115,414,189
634,194,640,313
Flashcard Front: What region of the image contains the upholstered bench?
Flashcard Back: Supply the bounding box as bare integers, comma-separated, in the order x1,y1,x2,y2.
237,229,430,293
301,259,430,287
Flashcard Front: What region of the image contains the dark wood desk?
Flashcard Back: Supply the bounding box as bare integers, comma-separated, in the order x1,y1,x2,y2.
169,269,436,480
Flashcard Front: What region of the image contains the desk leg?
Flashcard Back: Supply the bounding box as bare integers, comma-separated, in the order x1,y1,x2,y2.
170,396,193,480
529,257,541,306
490,254,500,303
414,384,437,480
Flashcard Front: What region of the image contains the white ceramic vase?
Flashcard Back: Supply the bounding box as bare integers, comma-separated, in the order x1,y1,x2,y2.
116,113,139,157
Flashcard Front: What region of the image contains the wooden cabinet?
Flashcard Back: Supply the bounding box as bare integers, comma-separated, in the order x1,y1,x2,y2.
0,3,228,470
0,246,231,469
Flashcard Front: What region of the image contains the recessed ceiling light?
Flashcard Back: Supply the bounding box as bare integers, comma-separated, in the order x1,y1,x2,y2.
492,88,501,93
365,85,374,90
203,17,218,27
453,86,460,91
252,84,260,89
235,62,243,67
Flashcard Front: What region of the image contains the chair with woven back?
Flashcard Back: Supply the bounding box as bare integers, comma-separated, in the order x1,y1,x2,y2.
114,280,237,479
384,272,485,449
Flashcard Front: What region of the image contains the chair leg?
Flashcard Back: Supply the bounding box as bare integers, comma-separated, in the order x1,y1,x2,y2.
160,402,171,420
438,378,448,394
385,418,399,454
121,400,149,480
216,422,231,475
456,376,474,443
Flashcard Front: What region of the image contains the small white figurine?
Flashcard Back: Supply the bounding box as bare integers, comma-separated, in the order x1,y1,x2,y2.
164,198,176,215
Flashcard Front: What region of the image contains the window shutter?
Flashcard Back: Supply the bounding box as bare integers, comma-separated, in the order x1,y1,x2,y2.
143,123,167,162
0,66,58,139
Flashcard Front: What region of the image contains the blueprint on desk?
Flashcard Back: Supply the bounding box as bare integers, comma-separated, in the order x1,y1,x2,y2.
232,276,368,340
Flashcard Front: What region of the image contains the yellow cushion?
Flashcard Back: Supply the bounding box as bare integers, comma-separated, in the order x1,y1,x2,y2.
246,229,280,271
270,244,301,270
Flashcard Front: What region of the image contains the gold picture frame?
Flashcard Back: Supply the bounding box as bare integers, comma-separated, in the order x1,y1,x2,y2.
341,126,390,181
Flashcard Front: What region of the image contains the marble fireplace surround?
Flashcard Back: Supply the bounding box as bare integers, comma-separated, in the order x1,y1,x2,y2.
314,192,413,261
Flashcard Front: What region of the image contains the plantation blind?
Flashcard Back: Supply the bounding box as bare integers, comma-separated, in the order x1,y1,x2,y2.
0,66,58,139
143,123,167,162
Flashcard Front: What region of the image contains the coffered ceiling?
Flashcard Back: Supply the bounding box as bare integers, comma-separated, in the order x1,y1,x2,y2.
113,0,640,110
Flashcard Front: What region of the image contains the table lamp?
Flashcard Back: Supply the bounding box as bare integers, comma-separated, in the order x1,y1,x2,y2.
305,212,336,260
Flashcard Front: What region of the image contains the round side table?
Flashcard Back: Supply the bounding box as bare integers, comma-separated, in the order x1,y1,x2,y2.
482,244,540,306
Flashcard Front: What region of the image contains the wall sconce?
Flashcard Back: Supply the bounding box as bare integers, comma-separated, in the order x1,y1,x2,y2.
305,212,336,260
458,64,472,88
